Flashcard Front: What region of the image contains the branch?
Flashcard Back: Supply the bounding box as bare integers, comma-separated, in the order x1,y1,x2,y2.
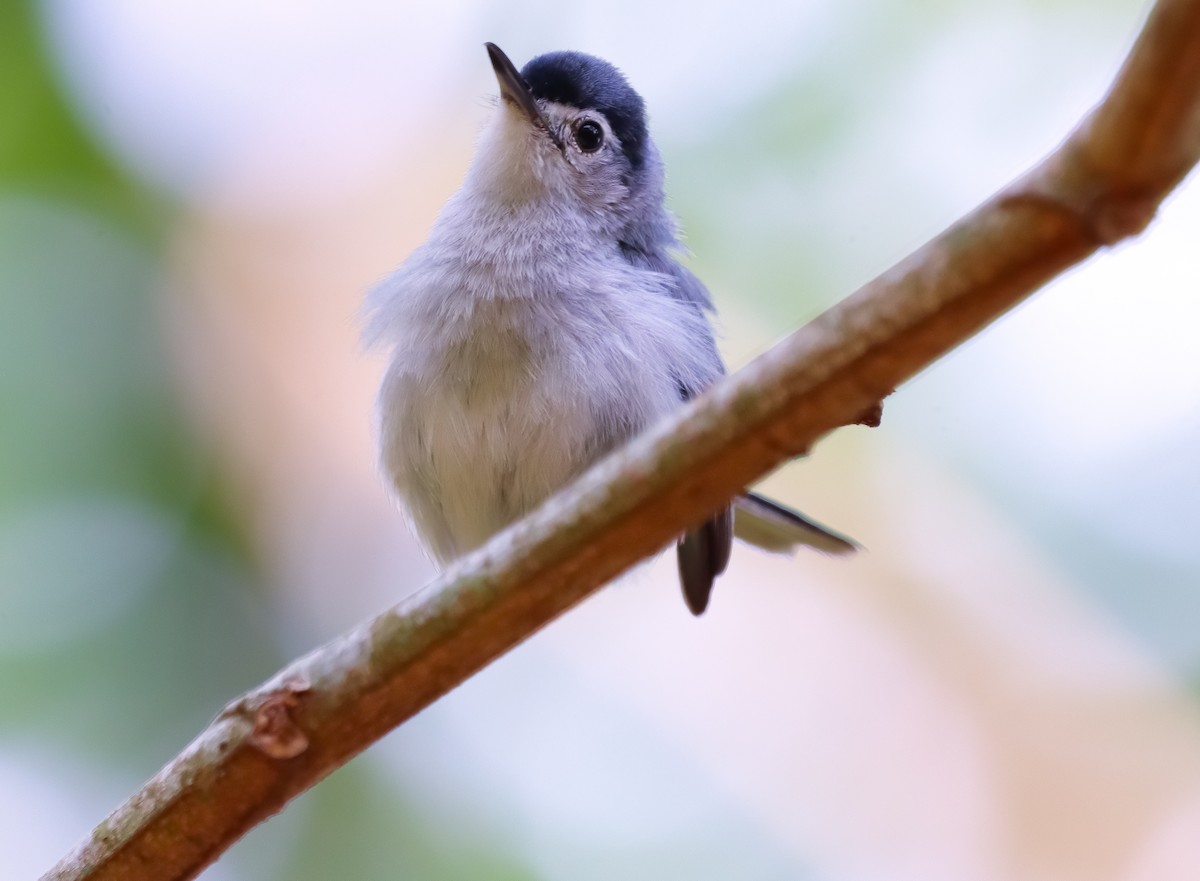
44,2,1200,879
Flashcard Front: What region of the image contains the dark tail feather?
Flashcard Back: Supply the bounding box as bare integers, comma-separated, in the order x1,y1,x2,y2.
677,505,733,616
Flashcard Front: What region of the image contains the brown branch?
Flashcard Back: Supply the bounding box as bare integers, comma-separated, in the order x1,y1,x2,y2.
43,2,1200,879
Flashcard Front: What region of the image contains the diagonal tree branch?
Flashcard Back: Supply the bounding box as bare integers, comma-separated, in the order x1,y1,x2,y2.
44,1,1200,879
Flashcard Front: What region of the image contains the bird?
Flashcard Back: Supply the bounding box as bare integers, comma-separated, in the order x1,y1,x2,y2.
364,43,856,615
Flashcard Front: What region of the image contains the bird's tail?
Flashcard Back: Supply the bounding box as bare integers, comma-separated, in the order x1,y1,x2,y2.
733,492,857,556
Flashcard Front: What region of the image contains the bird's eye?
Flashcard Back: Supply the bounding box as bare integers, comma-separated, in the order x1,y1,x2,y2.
573,120,604,153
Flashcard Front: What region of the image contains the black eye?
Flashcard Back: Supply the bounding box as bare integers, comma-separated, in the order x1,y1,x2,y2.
574,120,604,153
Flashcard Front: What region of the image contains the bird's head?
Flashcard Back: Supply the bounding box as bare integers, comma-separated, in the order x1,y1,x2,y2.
470,44,667,239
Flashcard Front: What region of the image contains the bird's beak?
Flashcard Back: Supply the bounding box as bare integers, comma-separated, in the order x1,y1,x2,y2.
486,43,545,130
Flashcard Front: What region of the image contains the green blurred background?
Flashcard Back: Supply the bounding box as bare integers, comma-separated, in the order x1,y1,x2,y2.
5,0,1200,879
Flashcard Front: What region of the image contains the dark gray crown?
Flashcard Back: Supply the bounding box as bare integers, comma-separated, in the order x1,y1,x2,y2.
520,51,649,170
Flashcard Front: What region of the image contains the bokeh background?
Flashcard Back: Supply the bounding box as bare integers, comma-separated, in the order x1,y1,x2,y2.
5,0,1200,878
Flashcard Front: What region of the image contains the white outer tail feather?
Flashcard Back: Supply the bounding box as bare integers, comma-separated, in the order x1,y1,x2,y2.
733,493,858,556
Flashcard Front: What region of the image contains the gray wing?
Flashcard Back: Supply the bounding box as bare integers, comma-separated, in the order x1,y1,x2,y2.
620,243,858,613
620,244,732,615
619,240,715,310
619,241,723,390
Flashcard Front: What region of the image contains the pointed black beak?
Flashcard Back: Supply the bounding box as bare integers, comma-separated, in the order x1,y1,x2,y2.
485,43,545,129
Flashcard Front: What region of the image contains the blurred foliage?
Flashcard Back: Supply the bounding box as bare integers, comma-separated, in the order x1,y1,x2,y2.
0,1,160,234
0,2,538,878
280,764,539,881
0,0,275,757
0,3,107,181
965,427,1200,672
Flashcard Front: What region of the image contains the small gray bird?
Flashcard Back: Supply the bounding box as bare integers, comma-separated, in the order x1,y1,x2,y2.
365,43,855,615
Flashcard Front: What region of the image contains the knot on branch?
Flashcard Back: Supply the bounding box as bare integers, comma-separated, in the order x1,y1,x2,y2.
852,401,885,428
1002,184,1160,249
246,674,312,760
1087,190,1159,245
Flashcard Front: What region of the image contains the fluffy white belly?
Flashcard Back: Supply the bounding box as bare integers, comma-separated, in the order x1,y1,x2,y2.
377,298,678,561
